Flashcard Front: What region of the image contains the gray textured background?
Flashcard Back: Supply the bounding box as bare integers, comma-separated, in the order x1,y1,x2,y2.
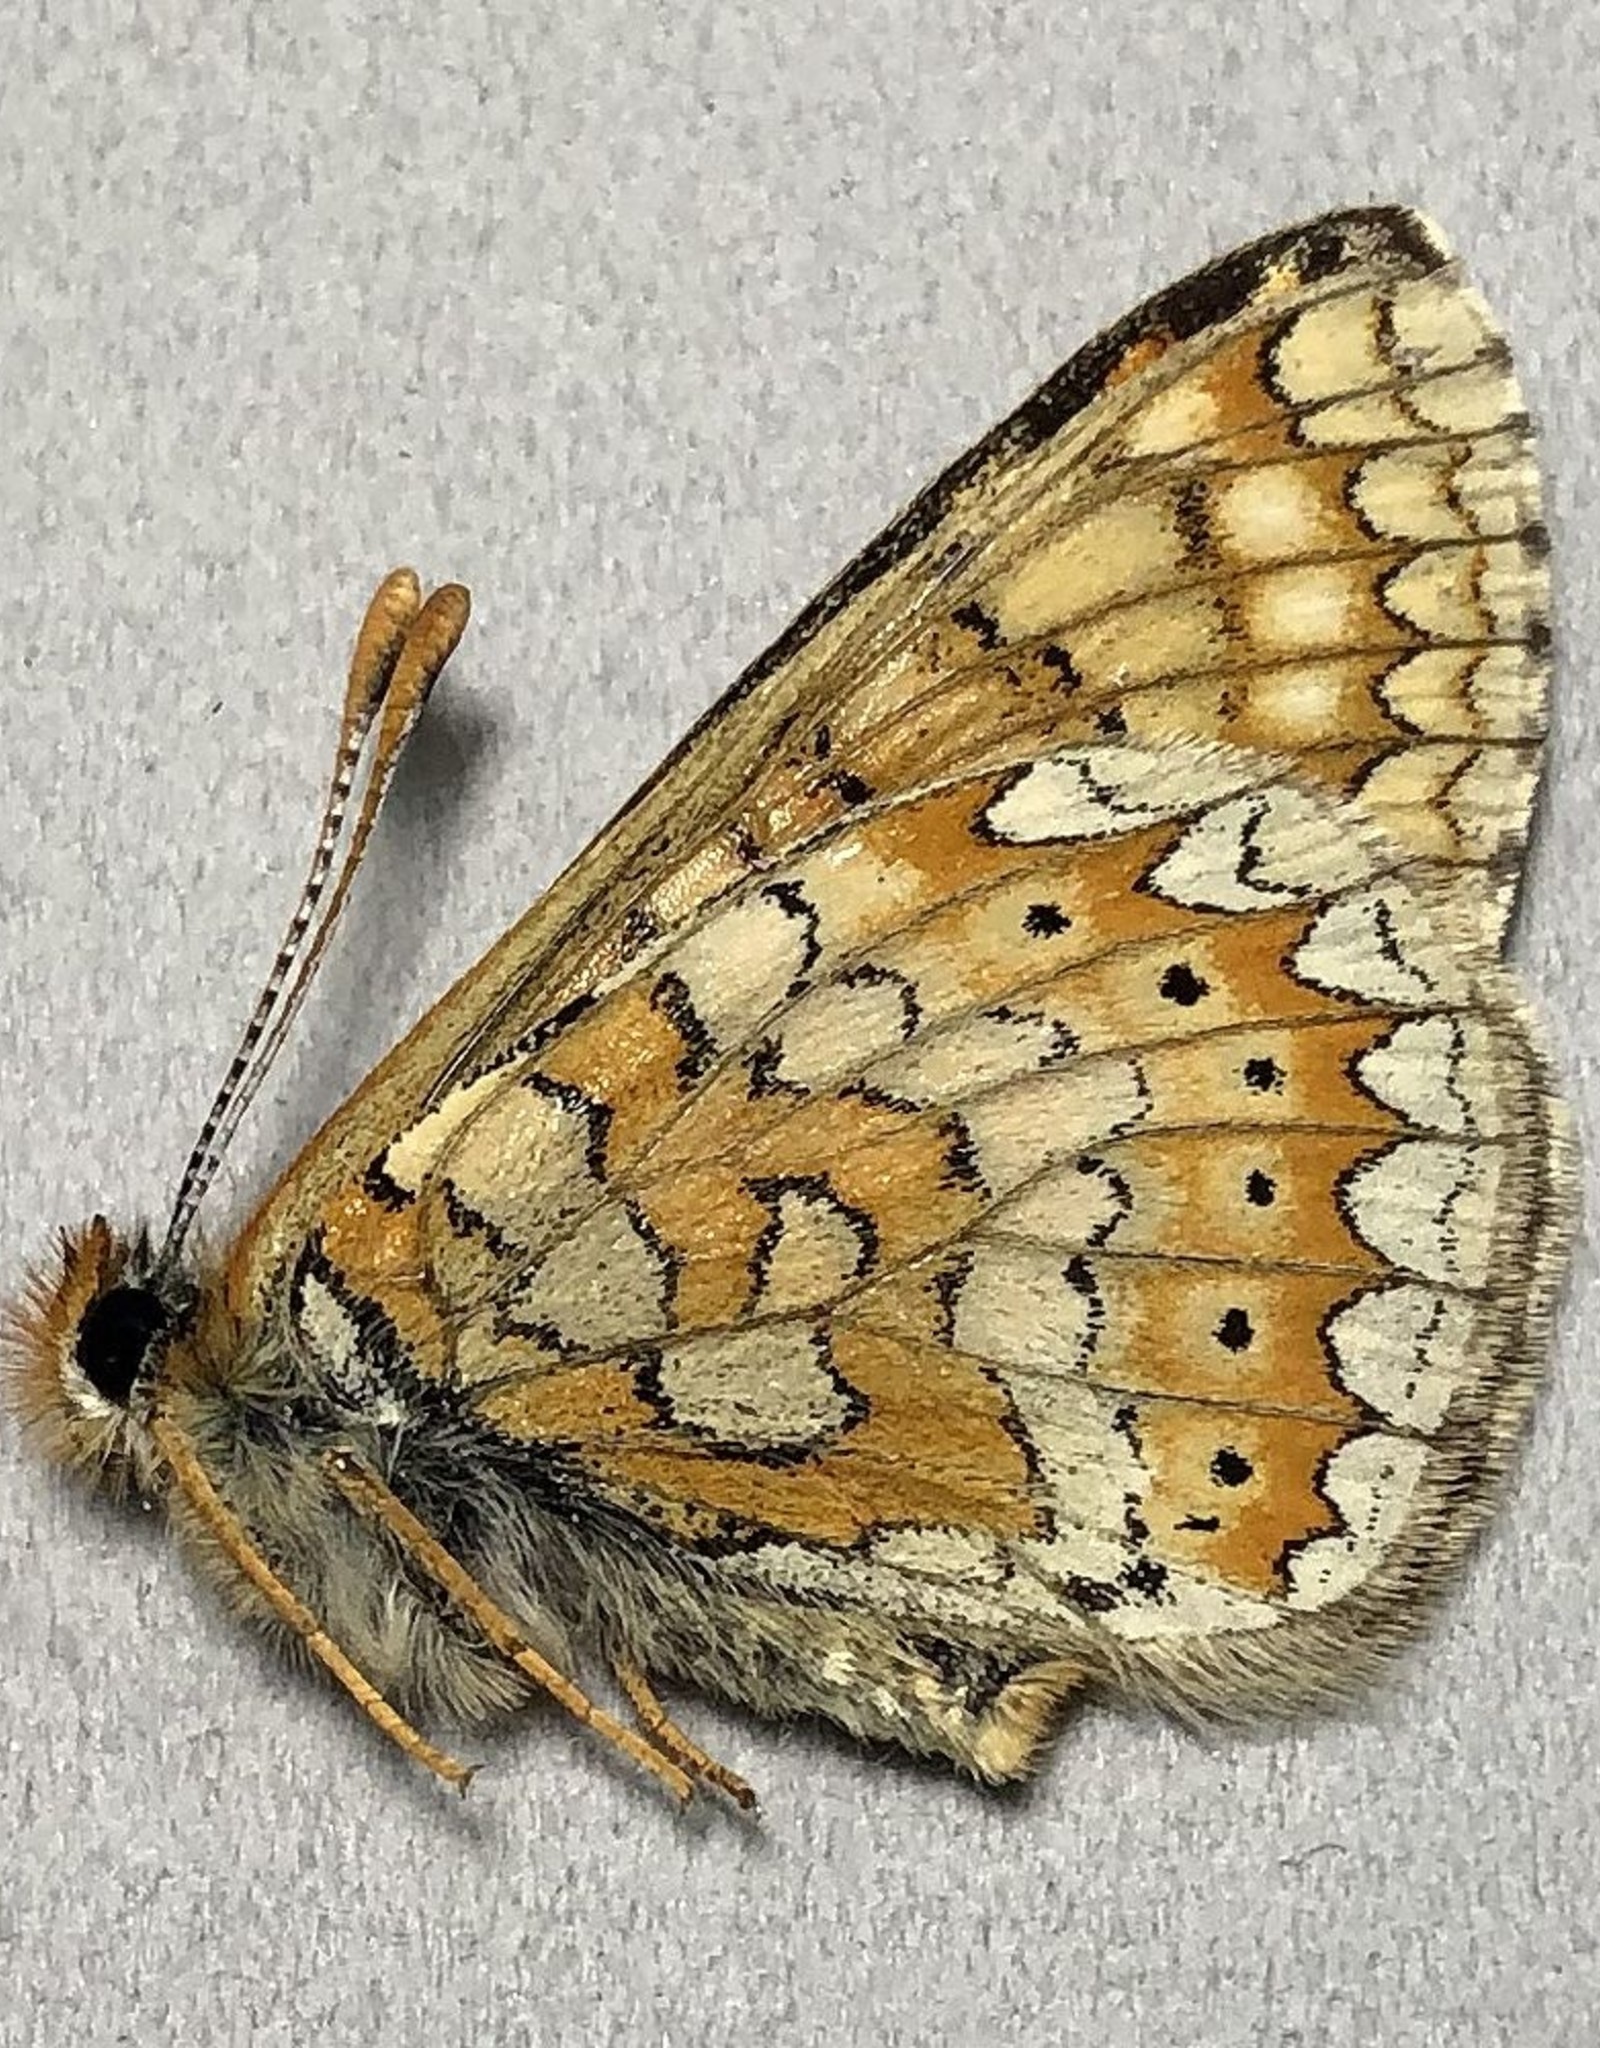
1,6,1595,2045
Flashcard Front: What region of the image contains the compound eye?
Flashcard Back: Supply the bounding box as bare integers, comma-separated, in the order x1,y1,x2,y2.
74,1285,169,1405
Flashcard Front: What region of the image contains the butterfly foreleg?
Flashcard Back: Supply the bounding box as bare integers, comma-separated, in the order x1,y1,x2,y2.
151,1413,479,1793
322,1449,697,1803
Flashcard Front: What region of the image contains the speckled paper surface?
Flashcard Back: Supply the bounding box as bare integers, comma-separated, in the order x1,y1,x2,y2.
1,7,1594,2043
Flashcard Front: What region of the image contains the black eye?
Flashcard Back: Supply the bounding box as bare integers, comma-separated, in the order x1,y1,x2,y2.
75,1285,169,1405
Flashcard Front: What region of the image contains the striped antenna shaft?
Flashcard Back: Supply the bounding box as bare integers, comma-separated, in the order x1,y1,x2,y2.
172,584,468,1235
157,571,434,1269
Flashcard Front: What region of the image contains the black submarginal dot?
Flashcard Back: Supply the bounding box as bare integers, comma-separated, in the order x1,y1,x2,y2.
1243,1055,1285,1093
1215,1307,1255,1353
1244,1169,1277,1208
1210,1446,1254,1487
1176,1513,1221,1533
812,722,833,760
1022,901,1072,938
1158,961,1210,1007
1095,704,1128,737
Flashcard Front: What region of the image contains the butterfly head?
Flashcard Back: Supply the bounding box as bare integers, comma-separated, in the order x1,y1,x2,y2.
3,1218,196,1496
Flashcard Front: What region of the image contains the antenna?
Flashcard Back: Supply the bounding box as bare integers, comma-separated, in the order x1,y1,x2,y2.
156,571,470,1271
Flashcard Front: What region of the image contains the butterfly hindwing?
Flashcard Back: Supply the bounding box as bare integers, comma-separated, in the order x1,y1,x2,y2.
249,207,1562,1767
288,731,1561,1744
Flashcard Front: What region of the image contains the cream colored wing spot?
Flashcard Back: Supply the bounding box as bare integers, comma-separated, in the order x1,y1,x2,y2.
499,1201,674,1357
1431,748,1542,866
961,1059,1153,1198
1209,462,1345,560
751,1181,878,1313
1336,1137,1504,1289
980,1150,1136,1252
287,1252,402,1420
1283,1435,1432,1611
1241,559,1371,652
1351,1013,1525,1136
660,880,821,1045
980,744,1271,844
431,1071,609,1263
1374,644,1543,740
758,966,919,1093
1118,376,1233,461
1290,888,1472,1008
645,1325,862,1451
866,1006,1077,1108
1348,433,1539,545
292,1258,369,1381
378,1065,508,1198
1140,785,1379,913
1321,1282,1485,1432
1348,741,1543,874
1404,358,1526,436
946,1241,1102,1376
1386,275,1504,372
1380,536,1546,641
1266,289,1391,404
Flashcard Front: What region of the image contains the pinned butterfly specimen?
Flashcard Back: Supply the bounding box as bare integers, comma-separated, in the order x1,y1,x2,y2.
6,207,1572,1807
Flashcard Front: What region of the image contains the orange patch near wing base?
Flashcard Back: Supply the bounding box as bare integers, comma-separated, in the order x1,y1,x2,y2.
475,1363,656,1443
316,1185,451,1378
535,978,698,1169
481,1324,1040,1551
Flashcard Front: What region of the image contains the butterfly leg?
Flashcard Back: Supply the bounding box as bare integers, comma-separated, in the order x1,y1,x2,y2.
613,1655,758,1812
323,1452,696,1803
151,1415,478,1793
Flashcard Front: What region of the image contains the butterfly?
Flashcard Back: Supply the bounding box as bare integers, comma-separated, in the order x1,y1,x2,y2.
6,206,1571,1809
